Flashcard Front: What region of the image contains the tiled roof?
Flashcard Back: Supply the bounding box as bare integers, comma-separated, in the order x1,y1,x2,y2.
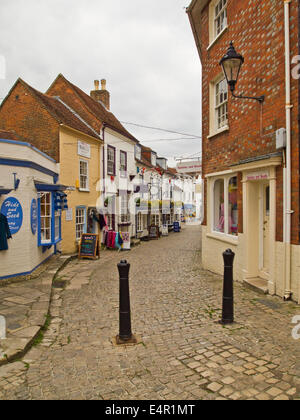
19,79,101,140
47,74,139,143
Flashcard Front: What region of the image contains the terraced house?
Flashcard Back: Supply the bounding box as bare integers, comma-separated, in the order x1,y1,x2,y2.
187,0,300,303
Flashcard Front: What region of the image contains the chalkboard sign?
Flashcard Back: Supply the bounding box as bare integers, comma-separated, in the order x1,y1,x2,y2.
149,225,159,240
173,222,180,232
78,234,99,259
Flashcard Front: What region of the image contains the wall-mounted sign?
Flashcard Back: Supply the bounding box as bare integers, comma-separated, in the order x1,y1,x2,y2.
1,197,23,235
65,208,73,222
30,199,38,235
246,171,269,181
176,160,202,174
78,141,91,158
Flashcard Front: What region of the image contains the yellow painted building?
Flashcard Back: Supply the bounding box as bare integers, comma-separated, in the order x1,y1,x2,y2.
59,125,103,254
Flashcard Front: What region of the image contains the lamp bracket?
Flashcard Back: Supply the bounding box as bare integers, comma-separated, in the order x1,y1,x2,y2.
231,92,265,103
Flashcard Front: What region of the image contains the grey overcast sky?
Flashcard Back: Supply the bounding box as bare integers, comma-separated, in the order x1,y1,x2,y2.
0,0,201,166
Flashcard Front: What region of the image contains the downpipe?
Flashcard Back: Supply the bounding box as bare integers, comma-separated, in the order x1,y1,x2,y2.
283,0,293,301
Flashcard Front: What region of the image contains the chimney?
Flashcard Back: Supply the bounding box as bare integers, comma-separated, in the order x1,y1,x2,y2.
90,78,110,110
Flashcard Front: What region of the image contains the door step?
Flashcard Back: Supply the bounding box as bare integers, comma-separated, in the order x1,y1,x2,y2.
243,278,269,295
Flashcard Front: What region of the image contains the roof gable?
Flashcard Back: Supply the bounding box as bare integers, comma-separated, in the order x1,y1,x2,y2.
47,74,139,143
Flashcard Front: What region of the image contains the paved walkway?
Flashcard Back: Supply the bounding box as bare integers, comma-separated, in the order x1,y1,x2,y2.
0,225,300,400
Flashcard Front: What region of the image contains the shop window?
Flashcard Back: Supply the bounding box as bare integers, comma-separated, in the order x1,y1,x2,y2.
214,179,225,233
38,192,62,246
40,192,52,243
137,212,143,231
228,177,238,236
79,160,89,191
212,176,238,237
76,207,86,241
150,214,160,226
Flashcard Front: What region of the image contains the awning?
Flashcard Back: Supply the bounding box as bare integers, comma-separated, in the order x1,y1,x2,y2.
0,188,13,196
34,182,67,192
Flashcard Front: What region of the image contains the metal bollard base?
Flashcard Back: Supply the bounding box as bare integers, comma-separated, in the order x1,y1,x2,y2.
113,334,140,346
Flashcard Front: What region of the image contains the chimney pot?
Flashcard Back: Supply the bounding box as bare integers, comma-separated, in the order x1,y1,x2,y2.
101,79,106,91
94,80,99,90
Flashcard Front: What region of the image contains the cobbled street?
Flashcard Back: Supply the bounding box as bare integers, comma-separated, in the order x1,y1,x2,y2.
0,225,300,400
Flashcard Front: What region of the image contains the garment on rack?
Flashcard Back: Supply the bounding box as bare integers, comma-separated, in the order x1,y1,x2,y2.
107,230,117,249
0,214,12,251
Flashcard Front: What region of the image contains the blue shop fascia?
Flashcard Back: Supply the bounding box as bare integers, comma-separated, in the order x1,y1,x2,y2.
0,137,68,280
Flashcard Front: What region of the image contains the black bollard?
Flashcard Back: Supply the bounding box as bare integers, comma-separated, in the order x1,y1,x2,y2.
220,249,235,325
116,260,137,344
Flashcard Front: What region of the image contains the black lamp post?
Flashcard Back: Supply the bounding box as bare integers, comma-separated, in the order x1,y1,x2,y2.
220,41,265,103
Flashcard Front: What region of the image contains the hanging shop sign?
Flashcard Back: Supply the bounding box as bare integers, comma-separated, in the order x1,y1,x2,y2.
78,140,91,159
0,197,23,235
30,199,38,235
78,233,99,259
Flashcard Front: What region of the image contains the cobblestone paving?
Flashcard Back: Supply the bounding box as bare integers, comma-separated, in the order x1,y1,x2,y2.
0,225,300,400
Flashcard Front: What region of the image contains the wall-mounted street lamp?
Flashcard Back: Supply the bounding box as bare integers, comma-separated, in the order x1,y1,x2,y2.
220,42,265,103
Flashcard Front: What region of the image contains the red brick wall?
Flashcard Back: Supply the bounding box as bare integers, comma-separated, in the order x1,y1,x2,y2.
0,81,60,161
197,0,299,244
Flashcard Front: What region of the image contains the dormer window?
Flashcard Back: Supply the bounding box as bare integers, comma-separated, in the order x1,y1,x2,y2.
151,152,157,167
135,144,141,161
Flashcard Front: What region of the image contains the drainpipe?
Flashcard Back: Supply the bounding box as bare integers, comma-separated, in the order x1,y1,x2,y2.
283,0,293,300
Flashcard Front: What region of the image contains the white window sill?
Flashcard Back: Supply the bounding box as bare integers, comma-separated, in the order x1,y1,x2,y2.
206,232,238,246
207,26,228,51
79,188,90,192
208,125,229,139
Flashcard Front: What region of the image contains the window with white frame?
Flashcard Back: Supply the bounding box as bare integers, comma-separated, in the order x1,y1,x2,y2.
212,175,238,236
120,194,129,223
214,0,227,38
120,150,127,175
215,78,228,130
135,144,141,161
40,192,52,243
76,207,86,240
107,146,116,175
79,159,89,190
151,152,157,167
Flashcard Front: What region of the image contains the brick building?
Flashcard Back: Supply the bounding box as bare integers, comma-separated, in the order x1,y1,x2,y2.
187,0,300,302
